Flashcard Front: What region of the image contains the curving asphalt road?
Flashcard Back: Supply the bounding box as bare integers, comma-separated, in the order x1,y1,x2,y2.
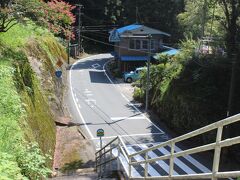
67,54,167,148
67,54,215,177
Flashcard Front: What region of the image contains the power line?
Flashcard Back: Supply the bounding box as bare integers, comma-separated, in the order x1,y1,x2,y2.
82,35,157,55
82,34,234,69
83,32,109,39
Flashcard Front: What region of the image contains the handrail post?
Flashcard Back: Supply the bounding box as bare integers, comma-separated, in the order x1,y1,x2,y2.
96,152,98,175
110,145,112,172
99,150,102,178
212,126,223,180
169,142,175,178
144,152,149,178
117,138,121,171
129,157,132,178
103,148,106,176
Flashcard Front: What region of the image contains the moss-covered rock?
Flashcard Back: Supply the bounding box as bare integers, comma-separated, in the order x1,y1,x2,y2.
0,23,67,178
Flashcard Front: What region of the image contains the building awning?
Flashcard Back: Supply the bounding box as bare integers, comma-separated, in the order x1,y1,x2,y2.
161,49,180,56
153,49,180,60
120,56,149,62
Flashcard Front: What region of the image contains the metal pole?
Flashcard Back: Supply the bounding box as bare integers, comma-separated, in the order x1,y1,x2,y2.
227,54,237,117
77,4,83,53
212,126,223,180
99,136,102,178
145,34,152,112
67,39,70,65
144,152,149,178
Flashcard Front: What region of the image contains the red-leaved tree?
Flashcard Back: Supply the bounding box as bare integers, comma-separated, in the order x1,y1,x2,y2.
44,0,76,39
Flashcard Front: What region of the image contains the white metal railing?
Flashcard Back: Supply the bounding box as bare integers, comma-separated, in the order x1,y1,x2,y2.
95,136,130,177
95,113,240,180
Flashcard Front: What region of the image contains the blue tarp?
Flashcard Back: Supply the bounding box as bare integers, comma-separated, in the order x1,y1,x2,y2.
116,24,142,34
120,56,148,61
161,49,180,56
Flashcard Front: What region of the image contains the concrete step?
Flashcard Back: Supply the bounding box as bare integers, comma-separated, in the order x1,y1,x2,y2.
51,174,98,180
50,168,118,180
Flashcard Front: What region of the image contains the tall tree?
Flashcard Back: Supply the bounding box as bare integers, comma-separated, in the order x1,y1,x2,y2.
0,0,44,32
219,0,240,56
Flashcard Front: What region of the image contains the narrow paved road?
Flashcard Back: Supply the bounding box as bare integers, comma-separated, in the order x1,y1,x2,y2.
67,54,213,177
68,54,166,148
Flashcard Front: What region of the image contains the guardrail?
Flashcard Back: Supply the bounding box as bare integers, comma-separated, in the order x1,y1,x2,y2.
95,114,240,180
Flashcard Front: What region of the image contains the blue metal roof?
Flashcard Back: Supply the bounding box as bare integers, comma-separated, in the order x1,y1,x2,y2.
120,56,148,62
161,49,180,56
117,24,142,34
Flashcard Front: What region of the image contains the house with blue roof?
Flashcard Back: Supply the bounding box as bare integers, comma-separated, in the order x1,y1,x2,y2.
109,24,171,72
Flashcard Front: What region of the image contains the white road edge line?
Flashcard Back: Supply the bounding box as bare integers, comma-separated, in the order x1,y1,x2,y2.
69,54,103,139
103,59,165,134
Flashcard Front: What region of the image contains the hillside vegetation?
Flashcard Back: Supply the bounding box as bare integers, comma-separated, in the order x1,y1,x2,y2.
134,39,240,141
0,23,67,179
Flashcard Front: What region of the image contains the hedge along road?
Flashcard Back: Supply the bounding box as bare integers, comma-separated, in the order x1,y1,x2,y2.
68,54,166,148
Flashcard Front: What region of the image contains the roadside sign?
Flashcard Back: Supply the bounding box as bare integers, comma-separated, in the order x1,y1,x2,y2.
97,128,104,137
55,70,62,78
56,59,63,67
109,29,121,42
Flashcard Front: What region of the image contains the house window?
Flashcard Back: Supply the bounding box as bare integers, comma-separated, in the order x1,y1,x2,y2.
136,40,141,49
129,39,135,49
129,39,156,50
142,40,148,49
151,40,155,50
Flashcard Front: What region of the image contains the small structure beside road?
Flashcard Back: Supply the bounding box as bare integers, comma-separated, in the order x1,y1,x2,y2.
109,24,171,72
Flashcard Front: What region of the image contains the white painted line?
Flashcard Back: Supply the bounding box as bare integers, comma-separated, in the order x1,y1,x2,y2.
85,99,97,105
103,60,164,134
69,55,102,139
174,146,211,173
84,89,92,94
121,93,127,99
92,63,101,69
130,103,142,106
111,116,145,121
85,93,93,96
91,133,164,140
78,104,82,109
140,144,178,175
127,146,161,177
158,147,196,174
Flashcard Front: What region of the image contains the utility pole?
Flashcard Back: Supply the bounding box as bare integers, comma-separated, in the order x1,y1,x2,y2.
76,4,83,54
145,34,152,112
136,6,139,24
67,38,70,65
227,54,237,117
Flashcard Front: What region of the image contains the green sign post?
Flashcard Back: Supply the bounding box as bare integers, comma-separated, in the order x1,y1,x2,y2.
97,128,104,178
97,128,104,137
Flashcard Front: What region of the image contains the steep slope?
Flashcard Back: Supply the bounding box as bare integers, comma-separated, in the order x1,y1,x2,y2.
0,23,67,178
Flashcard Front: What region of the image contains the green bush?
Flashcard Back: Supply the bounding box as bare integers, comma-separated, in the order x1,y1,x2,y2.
17,143,51,179
133,87,144,102
0,153,25,180
134,38,240,142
